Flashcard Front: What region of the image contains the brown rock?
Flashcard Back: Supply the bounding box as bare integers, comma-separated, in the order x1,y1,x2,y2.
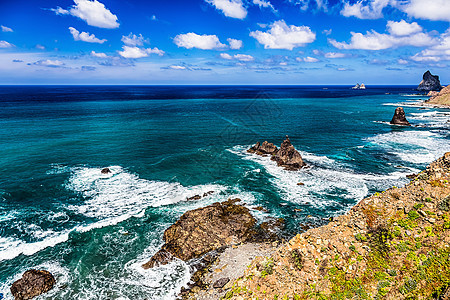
248,141,278,155
271,136,306,170
186,195,202,201
390,107,410,126
10,270,55,300
142,198,256,269
100,168,111,174
213,277,230,288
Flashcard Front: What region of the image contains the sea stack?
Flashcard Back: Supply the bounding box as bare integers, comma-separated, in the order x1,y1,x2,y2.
417,70,442,92
10,270,55,300
248,136,306,170
272,136,306,170
390,107,411,126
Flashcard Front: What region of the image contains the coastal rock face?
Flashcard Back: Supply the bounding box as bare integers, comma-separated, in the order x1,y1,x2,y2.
390,107,410,126
248,136,305,170
227,152,450,300
272,136,306,170
427,85,450,107
10,270,55,300
142,198,256,269
417,70,442,91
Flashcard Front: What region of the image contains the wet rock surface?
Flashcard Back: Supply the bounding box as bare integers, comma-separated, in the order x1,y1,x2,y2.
390,107,411,126
142,198,256,269
248,136,306,170
10,270,55,300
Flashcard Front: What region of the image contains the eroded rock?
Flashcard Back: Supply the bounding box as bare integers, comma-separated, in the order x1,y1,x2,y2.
142,198,256,269
390,107,411,126
271,136,306,170
417,70,442,92
10,270,55,300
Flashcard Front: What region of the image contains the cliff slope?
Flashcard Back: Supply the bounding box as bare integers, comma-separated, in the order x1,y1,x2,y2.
427,85,450,107
226,153,450,300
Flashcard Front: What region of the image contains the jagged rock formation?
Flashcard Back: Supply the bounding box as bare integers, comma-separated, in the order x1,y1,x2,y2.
142,198,256,269
417,70,442,92
248,136,306,170
390,107,411,126
226,153,450,300
247,141,278,156
10,270,55,300
426,85,450,107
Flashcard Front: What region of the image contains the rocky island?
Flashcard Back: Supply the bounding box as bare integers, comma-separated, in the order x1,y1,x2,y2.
426,85,450,108
417,70,442,92
248,136,306,170
390,107,411,126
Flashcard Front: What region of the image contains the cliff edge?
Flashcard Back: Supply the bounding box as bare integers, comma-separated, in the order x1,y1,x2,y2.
225,153,450,300
427,85,450,107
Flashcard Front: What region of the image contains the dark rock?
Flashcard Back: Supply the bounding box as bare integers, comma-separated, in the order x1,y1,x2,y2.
390,107,411,126
203,191,214,197
10,270,55,300
271,136,306,170
213,278,230,289
417,70,442,92
406,173,417,179
248,141,278,155
186,195,202,201
297,182,305,186
142,198,256,269
100,168,111,174
254,206,268,212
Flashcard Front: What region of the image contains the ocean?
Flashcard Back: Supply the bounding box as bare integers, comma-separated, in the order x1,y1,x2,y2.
0,86,449,299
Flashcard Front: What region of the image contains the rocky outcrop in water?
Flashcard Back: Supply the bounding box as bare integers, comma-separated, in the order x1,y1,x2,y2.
390,107,411,126
247,141,278,156
101,168,111,174
142,198,256,269
248,136,306,170
10,270,55,300
417,70,442,92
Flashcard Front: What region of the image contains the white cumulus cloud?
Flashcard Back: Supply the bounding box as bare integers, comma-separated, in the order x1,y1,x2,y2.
411,29,450,62
387,20,422,36
91,51,108,58
121,33,148,47
398,0,450,22
205,0,247,19
118,46,164,58
53,0,119,29
69,27,107,44
329,21,435,50
297,56,319,62
341,0,390,19
227,38,243,50
174,33,227,50
33,59,65,67
0,41,14,48
1,25,13,32
249,20,316,50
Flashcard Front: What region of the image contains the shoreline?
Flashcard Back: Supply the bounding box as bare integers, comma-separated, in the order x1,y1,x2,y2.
184,152,450,299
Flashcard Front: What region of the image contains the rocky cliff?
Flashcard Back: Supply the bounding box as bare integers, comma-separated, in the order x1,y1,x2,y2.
225,153,450,300
426,85,450,107
417,70,442,92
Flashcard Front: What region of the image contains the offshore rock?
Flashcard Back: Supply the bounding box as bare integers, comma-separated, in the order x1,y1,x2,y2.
271,136,306,170
142,198,256,269
247,141,278,156
390,107,411,126
100,168,111,174
417,70,442,92
10,270,55,300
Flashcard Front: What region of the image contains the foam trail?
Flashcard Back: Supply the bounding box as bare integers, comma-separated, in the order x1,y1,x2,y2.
0,165,227,262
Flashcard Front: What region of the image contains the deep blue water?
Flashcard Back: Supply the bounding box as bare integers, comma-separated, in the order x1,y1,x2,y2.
0,86,449,299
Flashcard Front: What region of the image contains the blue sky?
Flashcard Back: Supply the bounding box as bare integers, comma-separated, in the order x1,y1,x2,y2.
0,0,449,84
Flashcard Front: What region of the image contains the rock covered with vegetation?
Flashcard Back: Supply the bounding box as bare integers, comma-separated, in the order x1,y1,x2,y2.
426,85,450,107
225,152,450,300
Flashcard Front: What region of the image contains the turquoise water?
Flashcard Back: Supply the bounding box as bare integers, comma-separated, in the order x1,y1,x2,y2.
0,86,449,299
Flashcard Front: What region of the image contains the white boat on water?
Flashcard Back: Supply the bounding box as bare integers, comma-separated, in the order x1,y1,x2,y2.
352,83,366,90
